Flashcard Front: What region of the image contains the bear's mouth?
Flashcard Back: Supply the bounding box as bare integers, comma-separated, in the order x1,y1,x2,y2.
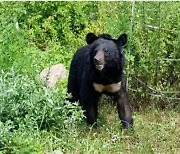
96,64,104,71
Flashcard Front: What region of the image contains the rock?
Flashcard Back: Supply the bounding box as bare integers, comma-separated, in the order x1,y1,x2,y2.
40,64,67,88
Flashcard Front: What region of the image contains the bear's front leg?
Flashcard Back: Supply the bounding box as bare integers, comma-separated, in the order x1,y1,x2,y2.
84,100,98,126
81,91,99,126
115,88,133,129
80,79,100,126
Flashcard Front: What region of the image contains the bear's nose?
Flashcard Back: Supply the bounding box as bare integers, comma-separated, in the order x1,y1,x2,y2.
94,50,105,65
94,57,100,64
94,57,104,66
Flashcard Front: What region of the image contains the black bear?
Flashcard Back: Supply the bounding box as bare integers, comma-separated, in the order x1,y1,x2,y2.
67,33,133,129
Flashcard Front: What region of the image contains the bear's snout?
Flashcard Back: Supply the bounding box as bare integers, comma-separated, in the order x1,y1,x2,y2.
94,50,105,70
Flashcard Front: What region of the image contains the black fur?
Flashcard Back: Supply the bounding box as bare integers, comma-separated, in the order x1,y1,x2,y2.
68,33,133,129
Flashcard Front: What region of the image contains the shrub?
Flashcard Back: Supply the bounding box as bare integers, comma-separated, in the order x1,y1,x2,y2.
0,69,84,151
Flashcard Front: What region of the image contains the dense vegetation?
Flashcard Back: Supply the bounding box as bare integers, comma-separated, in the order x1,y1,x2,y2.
0,2,179,153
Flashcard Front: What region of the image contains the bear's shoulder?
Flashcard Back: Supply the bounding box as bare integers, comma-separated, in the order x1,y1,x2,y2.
72,45,90,60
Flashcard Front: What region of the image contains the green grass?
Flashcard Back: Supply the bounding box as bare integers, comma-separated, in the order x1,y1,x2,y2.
65,101,180,154
1,92,179,154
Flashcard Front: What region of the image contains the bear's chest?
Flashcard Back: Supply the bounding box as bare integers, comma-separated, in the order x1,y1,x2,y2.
93,82,121,93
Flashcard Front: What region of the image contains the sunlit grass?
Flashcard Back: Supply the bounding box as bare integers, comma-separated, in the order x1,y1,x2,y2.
62,100,180,153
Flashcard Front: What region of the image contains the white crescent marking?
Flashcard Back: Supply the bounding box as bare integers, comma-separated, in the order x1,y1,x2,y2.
93,82,121,93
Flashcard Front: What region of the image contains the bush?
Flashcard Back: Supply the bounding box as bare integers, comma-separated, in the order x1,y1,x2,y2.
0,2,103,74
0,69,84,152
99,2,180,104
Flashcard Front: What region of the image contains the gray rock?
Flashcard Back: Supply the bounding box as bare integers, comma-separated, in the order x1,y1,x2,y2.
40,64,67,88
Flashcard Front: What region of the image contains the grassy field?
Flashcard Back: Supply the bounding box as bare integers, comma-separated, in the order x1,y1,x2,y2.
64,101,180,154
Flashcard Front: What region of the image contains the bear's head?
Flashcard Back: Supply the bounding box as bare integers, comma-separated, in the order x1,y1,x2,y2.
86,33,127,72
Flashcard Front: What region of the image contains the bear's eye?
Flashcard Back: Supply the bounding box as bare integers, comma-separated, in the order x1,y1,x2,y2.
104,49,108,53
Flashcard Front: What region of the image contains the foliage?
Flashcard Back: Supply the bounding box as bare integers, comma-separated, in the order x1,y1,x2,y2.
0,1,179,153
98,2,180,103
0,69,83,153
0,2,103,74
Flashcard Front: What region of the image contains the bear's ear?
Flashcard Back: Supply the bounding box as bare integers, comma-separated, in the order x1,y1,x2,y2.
117,33,128,46
86,33,98,44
